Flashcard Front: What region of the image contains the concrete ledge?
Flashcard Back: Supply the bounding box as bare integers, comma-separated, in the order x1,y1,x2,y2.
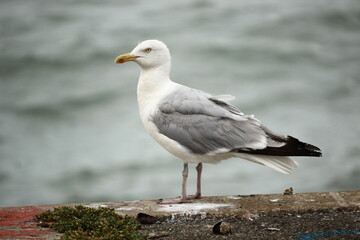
80,190,360,220
1,190,359,239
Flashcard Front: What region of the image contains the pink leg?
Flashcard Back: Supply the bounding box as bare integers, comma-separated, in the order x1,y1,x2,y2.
186,163,202,200
159,163,203,204
159,163,189,204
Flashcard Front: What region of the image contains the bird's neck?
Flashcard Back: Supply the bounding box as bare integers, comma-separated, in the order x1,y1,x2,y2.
137,65,174,117
137,64,172,95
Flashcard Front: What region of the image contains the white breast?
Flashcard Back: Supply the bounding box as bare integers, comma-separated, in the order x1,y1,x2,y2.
137,77,193,160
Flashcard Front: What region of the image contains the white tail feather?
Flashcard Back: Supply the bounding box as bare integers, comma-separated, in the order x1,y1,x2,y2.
236,153,299,174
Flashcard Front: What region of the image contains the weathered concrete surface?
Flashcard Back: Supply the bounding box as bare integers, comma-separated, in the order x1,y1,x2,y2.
0,190,359,239
107,190,360,219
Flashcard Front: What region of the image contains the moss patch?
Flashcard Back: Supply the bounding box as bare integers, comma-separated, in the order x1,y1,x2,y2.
36,205,141,240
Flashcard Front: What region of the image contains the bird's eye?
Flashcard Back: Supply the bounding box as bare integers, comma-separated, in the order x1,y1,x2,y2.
144,48,152,53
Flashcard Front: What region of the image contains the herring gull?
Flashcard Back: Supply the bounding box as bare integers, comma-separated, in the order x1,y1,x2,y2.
115,40,322,204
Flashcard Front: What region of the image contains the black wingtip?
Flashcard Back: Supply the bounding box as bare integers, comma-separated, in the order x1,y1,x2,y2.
234,135,322,157
288,136,322,157
306,147,322,157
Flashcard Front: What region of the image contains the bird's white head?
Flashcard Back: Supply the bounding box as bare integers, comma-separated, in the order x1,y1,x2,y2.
115,40,171,70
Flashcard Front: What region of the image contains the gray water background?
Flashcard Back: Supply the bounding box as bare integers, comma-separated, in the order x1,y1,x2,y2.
1,0,360,207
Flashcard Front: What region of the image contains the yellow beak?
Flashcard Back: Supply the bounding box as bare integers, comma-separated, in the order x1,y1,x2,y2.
114,53,139,64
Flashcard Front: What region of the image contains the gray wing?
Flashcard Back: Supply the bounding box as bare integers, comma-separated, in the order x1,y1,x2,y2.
151,86,267,154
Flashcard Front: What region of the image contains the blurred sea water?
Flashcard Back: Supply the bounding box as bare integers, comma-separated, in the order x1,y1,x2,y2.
1,0,360,207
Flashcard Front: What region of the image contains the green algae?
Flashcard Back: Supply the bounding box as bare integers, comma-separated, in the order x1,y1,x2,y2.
36,205,142,240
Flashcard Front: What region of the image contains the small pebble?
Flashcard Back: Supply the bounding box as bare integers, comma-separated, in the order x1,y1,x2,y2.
137,212,159,224
283,187,294,195
213,221,231,234
267,227,280,231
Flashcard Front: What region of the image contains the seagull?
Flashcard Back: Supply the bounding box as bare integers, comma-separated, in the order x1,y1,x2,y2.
115,39,322,204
